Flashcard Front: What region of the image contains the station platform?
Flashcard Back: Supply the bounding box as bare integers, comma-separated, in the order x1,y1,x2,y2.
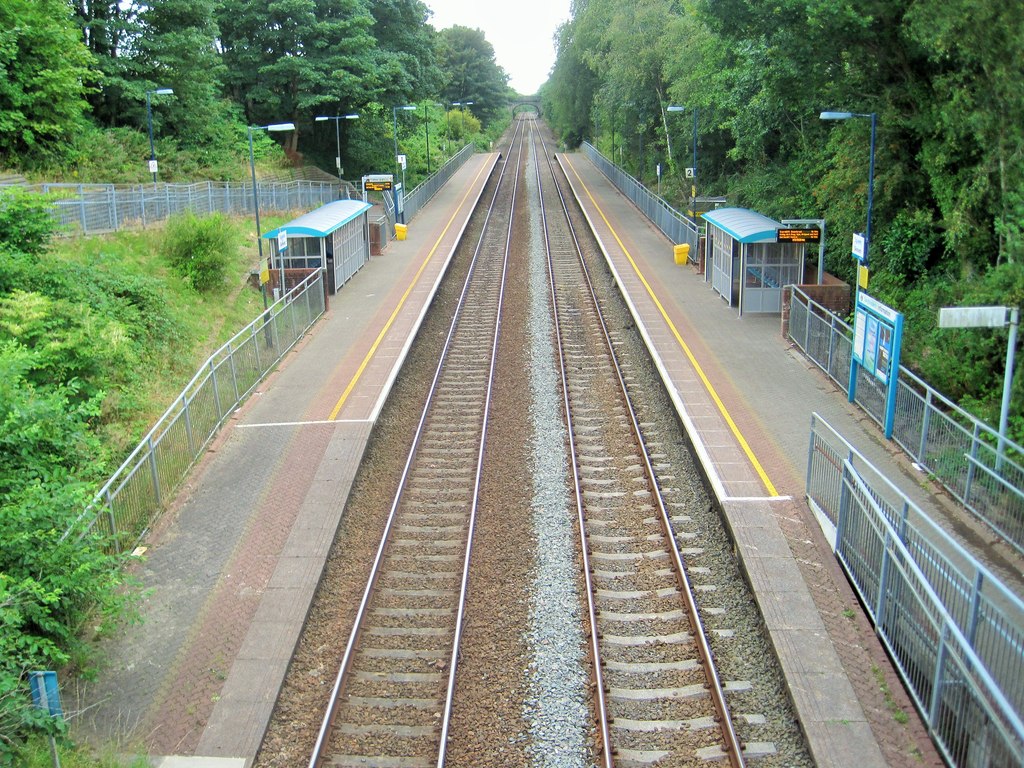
74,146,1017,767
74,152,500,765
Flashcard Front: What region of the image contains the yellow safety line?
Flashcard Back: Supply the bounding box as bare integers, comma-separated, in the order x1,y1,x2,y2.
563,155,779,497
328,158,493,420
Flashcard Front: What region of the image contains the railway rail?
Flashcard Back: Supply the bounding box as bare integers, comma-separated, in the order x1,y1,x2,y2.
307,119,527,768
533,120,762,766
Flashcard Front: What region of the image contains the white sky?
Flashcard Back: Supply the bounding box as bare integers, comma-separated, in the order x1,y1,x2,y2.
426,0,572,95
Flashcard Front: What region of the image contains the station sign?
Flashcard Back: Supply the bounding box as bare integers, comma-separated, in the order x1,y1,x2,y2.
363,174,394,192
776,228,821,244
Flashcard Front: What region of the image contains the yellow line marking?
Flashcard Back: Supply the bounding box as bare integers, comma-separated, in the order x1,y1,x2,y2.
562,155,779,497
328,158,492,421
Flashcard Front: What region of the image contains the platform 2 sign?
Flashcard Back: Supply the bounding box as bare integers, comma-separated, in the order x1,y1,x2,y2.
776,227,821,244
849,292,904,439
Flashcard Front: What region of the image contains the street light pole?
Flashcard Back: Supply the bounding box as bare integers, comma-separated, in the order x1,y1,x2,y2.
667,105,698,219
248,122,296,300
145,88,174,183
315,113,359,179
392,104,416,224
820,111,877,267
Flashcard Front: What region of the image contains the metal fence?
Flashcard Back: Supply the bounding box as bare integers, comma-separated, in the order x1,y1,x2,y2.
789,286,1024,555
30,179,339,235
402,143,475,225
581,142,700,258
807,414,1024,767
68,271,326,550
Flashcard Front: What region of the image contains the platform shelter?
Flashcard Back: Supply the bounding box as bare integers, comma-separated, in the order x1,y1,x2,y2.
263,199,372,295
703,207,806,316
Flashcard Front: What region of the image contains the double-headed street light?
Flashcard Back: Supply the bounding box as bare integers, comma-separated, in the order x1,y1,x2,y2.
820,111,877,269
393,105,416,223
146,88,174,183
248,122,296,299
447,101,474,152
315,113,359,178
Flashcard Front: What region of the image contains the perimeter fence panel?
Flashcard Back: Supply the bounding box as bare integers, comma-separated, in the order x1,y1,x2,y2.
403,143,475,224
806,414,1024,766
26,180,340,235
790,287,1024,555
580,142,700,258
69,272,325,552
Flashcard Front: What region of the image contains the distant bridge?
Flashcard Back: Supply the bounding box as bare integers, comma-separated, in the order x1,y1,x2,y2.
511,100,541,118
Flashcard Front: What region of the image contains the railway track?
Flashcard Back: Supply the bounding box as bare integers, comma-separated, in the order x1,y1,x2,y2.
532,121,766,766
307,120,527,768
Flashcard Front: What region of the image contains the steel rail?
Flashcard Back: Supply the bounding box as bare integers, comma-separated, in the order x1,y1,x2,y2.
538,124,746,767
307,118,528,768
436,116,526,768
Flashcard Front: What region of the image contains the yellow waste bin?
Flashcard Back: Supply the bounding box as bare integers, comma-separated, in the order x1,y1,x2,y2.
674,243,690,265
395,223,408,241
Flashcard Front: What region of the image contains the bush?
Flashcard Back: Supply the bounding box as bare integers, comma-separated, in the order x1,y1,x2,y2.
0,190,58,256
161,212,236,293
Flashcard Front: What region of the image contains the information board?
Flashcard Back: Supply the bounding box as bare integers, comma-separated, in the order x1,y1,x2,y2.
849,291,904,438
363,174,394,192
777,228,821,244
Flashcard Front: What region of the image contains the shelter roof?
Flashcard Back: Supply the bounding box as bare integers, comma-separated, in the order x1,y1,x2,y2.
702,207,783,243
263,199,372,239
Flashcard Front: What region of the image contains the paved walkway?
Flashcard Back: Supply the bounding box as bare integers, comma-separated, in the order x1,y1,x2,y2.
74,153,500,766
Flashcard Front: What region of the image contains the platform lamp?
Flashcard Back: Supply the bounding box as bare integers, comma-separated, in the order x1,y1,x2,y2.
248,122,296,301
146,88,174,183
666,105,697,218
820,111,877,278
448,101,474,153
315,113,359,179
392,104,416,223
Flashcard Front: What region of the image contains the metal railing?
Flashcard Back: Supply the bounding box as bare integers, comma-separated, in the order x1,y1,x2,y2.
402,143,475,225
789,286,1024,555
69,272,326,549
807,414,1024,768
581,142,699,259
32,179,339,235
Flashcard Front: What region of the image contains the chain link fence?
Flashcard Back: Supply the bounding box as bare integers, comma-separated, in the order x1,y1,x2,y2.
67,272,326,550
807,414,1024,768
789,286,1024,555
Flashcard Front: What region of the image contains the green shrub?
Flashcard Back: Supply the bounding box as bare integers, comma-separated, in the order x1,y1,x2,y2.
161,212,236,293
0,190,58,256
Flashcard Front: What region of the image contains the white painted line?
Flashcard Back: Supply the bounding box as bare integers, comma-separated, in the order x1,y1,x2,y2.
721,495,793,502
237,419,372,429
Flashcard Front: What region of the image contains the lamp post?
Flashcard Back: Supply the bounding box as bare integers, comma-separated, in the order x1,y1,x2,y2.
248,122,296,300
392,104,416,223
145,88,174,183
447,101,474,153
315,113,359,178
667,105,698,218
820,111,877,270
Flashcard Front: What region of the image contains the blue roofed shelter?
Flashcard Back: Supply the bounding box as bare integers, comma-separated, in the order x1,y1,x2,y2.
263,199,373,295
702,207,806,316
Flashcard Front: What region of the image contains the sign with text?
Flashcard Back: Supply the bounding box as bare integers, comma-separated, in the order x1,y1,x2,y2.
852,232,867,263
277,229,287,252
850,291,904,439
776,227,821,244
363,174,394,192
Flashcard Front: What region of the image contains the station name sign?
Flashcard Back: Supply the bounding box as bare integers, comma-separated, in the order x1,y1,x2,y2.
363,174,394,191
776,227,821,244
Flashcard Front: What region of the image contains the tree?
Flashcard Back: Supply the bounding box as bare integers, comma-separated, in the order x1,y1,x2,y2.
436,26,510,124
0,0,97,164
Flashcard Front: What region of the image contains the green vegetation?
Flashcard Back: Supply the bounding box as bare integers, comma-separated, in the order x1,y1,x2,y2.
542,0,1024,439
0,189,279,763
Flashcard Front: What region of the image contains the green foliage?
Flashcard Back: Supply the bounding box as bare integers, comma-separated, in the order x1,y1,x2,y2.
162,212,238,293
436,26,511,125
0,190,58,256
0,341,136,765
0,0,97,166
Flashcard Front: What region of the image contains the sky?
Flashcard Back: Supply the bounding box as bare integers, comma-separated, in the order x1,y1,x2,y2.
425,0,572,95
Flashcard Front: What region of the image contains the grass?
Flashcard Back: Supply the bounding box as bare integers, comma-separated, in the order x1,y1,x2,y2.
19,735,150,768
873,664,910,725
52,211,300,457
